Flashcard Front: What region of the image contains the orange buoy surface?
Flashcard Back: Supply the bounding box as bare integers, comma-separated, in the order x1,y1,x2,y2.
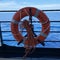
11,7,50,47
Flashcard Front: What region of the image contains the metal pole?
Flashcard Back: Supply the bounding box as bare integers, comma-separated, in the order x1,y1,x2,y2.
29,8,37,37
29,8,32,24
0,22,3,46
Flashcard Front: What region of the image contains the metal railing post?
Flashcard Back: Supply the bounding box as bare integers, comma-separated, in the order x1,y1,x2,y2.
0,22,3,46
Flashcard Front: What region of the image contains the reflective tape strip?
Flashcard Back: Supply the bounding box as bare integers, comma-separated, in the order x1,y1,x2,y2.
40,32,47,37
42,20,48,25
11,19,19,24
34,9,40,17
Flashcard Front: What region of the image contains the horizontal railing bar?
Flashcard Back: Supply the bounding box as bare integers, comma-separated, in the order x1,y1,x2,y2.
0,9,60,12
0,21,10,23
45,41,60,42
0,21,60,23
0,10,17,12
3,40,15,41
50,21,60,22
43,9,60,11
1,31,60,33
3,40,60,42
50,31,60,33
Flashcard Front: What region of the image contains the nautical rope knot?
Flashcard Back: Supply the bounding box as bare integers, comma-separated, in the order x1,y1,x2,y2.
22,20,37,58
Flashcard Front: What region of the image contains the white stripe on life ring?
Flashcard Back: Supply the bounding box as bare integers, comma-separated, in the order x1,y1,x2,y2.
41,20,48,25
40,32,47,37
34,9,40,17
11,19,19,24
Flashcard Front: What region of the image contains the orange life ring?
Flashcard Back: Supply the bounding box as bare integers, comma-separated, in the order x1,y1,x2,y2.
11,7,50,46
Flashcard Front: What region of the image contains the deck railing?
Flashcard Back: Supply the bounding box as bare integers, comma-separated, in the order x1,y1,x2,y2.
0,9,60,46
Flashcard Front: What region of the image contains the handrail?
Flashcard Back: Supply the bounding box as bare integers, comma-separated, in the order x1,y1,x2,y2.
0,9,60,12
0,21,60,22
3,40,60,42
1,31,60,33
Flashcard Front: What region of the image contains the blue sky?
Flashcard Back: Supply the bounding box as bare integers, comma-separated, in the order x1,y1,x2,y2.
0,0,60,10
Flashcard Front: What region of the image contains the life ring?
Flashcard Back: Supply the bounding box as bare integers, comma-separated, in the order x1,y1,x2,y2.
11,7,50,46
